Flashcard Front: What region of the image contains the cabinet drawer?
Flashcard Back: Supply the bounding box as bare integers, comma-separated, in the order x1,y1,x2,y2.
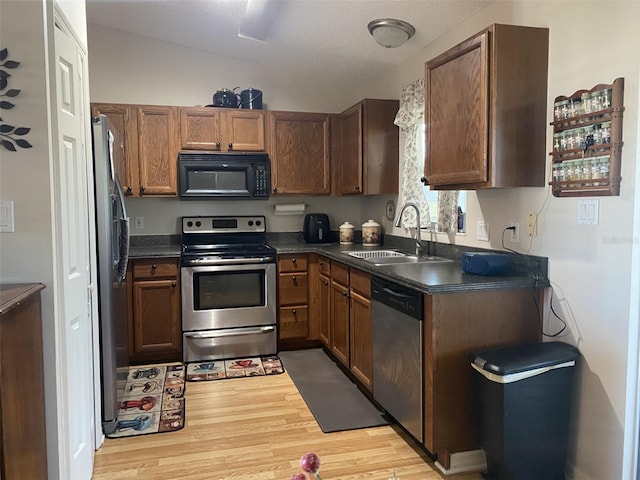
133,259,178,279
318,256,331,276
278,273,308,306
331,261,349,286
279,306,309,340
278,254,308,273
350,269,371,298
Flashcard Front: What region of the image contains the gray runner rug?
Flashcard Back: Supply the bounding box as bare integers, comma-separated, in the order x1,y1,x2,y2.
279,349,390,433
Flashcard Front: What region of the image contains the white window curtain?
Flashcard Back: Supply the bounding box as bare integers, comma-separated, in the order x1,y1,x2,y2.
394,78,431,229
394,78,459,233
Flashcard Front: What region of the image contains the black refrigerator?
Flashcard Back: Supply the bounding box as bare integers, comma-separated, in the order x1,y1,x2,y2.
92,114,130,435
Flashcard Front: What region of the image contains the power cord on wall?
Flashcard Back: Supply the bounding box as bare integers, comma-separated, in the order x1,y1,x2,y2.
502,226,568,337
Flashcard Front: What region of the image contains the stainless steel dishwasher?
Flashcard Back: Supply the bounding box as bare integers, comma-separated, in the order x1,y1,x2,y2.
372,276,423,443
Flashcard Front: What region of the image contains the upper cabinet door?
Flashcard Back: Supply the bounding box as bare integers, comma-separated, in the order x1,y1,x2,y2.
426,31,489,186
269,111,330,195
424,24,549,189
225,110,265,152
179,107,223,151
137,106,179,196
91,103,139,196
335,99,399,195
179,107,265,152
336,103,363,195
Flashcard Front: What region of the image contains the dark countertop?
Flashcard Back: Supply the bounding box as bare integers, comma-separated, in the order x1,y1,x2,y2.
126,234,549,294
129,245,182,258
0,283,46,315
268,240,549,294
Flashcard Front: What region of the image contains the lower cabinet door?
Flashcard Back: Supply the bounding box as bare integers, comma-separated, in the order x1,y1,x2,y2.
330,280,350,366
319,273,330,347
349,290,372,391
132,278,181,362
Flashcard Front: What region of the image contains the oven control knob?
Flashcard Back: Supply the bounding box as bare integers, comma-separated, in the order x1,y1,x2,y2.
248,221,254,226
187,221,193,227
196,221,202,227
256,220,262,226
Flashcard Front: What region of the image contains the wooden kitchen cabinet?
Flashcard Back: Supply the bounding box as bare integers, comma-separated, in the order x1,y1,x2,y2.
423,288,542,470
327,261,373,391
268,111,331,194
179,106,265,152
424,24,549,189
329,262,350,366
277,254,314,345
334,99,399,195
0,284,48,480
92,103,180,196
317,256,331,348
128,258,181,363
348,269,372,390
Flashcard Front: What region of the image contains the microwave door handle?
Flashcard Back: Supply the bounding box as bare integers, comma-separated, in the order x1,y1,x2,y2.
184,326,275,339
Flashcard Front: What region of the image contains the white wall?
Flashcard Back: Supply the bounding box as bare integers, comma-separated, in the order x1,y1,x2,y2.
86,2,640,478
362,2,640,479
0,1,60,477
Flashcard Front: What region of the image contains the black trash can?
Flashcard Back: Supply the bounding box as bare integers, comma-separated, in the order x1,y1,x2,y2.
469,342,580,480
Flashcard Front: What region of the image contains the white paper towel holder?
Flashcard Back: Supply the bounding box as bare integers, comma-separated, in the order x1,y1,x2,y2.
274,203,307,216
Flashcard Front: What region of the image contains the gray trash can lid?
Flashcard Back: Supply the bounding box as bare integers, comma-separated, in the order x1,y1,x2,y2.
470,342,580,380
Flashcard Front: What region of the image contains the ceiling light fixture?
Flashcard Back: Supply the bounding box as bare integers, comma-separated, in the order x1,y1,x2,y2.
367,18,416,48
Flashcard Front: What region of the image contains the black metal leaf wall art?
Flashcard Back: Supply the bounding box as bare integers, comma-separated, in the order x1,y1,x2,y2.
0,47,32,152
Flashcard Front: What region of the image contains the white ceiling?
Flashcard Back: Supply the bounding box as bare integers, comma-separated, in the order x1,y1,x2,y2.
86,0,493,86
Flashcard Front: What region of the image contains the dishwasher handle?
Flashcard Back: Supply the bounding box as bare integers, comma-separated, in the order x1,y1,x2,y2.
371,277,424,320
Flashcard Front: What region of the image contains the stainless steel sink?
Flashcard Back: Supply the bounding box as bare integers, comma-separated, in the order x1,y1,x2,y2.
346,250,452,266
367,255,453,266
347,249,406,259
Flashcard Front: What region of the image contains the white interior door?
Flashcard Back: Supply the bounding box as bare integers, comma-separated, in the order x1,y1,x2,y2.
54,21,95,480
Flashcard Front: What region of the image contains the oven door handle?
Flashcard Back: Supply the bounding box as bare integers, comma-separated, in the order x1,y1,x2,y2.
187,256,275,266
184,326,275,339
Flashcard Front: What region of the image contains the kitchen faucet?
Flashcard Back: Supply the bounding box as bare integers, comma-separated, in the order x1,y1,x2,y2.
395,202,426,256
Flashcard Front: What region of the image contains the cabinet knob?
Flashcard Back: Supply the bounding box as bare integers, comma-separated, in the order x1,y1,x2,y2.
323,280,328,286
126,186,133,194
342,290,348,297
215,141,221,149
151,264,157,270
273,186,278,193
228,143,233,150
292,309,297,315
292,276,297,284
171,281,176,288
420,176,429,185
354,186,360,192
140,185,146,194
291,258,297,263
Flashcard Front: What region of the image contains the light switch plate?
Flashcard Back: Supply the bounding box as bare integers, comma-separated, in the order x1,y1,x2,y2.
0,201,15,232
578,199,599,225
477,221,489,241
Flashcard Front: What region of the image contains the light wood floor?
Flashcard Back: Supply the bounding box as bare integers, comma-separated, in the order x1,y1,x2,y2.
92,371,483,480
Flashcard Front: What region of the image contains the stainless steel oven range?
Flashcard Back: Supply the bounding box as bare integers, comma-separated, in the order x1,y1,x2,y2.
180,215,277,362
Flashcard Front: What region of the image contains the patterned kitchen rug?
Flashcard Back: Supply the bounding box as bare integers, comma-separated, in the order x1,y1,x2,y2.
107,363,186,438
186,356,284,382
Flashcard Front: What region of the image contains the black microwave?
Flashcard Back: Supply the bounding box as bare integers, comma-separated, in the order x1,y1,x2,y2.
178,151,271,199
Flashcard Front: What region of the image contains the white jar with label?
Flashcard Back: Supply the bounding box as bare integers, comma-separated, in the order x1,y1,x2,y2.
361,219,381,246
339,222,355,245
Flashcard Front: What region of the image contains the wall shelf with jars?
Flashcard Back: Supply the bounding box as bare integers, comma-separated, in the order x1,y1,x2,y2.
549,77,624,197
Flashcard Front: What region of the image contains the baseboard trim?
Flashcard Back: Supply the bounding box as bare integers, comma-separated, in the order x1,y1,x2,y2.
435,449,487,475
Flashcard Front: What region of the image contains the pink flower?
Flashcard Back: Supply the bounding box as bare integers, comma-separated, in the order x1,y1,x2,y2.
300,452,321,475
290,474,307,480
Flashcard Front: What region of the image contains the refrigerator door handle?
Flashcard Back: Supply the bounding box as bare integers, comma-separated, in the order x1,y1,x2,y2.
114,175,130,284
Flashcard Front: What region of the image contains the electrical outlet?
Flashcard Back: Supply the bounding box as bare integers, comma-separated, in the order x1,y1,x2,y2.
477,221,489,242
134,216,144,229
509,222,520,243
527,214,538,237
